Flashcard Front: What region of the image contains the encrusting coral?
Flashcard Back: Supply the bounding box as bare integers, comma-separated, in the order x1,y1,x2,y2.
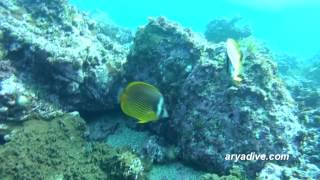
0,112,146,180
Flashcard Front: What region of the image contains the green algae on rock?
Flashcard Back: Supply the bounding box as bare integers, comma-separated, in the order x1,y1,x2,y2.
91,143,146,180
200,166,246,180
0,59,64,141
0,112,146,180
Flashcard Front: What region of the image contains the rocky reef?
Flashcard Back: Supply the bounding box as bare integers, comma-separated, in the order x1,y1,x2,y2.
0,0,130,112
0,0,145,179
257,162,319,180
205,17,251,43
273,53,320,179
0,0,319,179
0,48,63,141
200,166,246,180
306,53,320,86
124,17,307,177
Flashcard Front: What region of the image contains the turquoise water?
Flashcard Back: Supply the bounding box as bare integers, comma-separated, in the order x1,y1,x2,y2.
0,0,319,179
69,0,320,58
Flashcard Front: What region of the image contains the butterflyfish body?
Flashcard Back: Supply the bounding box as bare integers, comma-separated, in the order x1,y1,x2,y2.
120,81,168,123
226,38,242,82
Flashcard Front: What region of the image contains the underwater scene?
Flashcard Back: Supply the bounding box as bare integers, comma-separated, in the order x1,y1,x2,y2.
0,0,320,179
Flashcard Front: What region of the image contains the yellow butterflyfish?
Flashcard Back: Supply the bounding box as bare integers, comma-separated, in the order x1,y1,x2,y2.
119,81,168,123
226,38,242,82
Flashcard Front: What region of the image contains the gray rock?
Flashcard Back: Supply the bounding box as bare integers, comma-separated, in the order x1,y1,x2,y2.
0,60,63,139
141,135,179,163
205,17,251,43
258,163,320,180
0,0,129,111
125,17,305,177
0,0,317,178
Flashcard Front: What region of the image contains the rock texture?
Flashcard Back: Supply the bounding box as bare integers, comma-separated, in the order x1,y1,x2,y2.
0,59,63,141
205,17,251,43
0,112,146,180
273,53,320,180
0,0,318,179
0,0,130,112
258,163,320,180
125,17,305,176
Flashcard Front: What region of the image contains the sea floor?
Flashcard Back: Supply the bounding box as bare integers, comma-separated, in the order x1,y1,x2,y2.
88,112,205,180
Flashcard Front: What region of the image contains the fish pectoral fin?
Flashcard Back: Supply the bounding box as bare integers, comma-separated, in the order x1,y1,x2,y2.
137,121,148,124
137,111,158,123
138,119,158,123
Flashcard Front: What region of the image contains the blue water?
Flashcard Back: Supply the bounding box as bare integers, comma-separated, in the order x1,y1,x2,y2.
69,0,320,59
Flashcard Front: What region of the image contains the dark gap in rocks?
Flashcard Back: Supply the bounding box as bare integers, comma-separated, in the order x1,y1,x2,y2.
0,134,6,145
79,108,123,142
79,108,122,122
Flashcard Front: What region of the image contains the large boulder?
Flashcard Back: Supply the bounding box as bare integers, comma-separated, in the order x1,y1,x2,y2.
0,0,130,111
205,17,251,43
124,17,204,109
172,45,302,174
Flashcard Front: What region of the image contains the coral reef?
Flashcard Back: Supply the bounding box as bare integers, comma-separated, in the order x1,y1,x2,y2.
0,0,129,112
257,163,320,180
124,17,305,177
0,0,319,179
124,16,203,110
273,53,320,179
306,54,320,86
148,162,204,179
205,17,251,43
141,135,179,163
275,54,304,79
98,23,133,45
0,61,33,122
200,166,245,180
88,114,179,164
0,112,146,180
91,144,146,180
173,40,302,175
0,59,63,141
275,53,320,129
85,112,124,142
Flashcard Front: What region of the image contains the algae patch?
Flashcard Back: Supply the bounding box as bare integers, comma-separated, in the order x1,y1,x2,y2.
0,113,146,180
